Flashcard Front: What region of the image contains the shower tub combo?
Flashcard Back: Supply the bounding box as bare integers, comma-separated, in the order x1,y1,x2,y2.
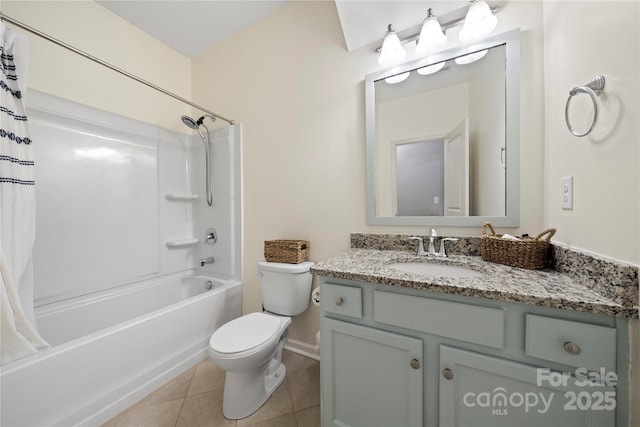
1,271,241,426
0,91,244,426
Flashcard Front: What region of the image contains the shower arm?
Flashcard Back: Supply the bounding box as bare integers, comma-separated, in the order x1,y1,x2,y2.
0,12,235,126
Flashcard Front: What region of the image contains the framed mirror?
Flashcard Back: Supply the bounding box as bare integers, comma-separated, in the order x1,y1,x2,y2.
365,29,520,226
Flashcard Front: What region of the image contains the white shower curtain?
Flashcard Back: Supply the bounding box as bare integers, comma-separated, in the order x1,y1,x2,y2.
0,22,49,365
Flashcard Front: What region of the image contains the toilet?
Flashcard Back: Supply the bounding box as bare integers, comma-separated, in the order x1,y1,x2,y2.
208,260,314,419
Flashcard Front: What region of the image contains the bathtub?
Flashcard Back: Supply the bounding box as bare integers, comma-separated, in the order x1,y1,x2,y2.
0,270,242,426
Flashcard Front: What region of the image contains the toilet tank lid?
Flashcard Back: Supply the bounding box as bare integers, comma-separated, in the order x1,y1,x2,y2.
258,261,314,273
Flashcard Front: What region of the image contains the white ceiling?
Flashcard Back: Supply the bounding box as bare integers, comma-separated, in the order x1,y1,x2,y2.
96,1,470,58
96,0,289,58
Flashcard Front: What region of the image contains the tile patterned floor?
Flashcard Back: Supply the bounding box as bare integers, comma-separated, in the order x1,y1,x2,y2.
102,350,320,427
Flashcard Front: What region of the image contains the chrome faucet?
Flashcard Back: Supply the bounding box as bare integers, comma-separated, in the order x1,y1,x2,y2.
427,228,438,255
200,256,215,267
408,228,459,257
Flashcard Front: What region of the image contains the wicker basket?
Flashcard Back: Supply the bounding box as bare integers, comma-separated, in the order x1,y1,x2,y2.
481,223,556,269
264,240,309,264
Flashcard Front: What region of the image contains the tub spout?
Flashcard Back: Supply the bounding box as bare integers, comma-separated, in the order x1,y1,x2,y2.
200,257,215,267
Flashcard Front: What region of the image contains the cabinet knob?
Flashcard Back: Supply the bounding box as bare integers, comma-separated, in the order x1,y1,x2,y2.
442,368,454,380
564,341,581,355
410,358,420,369
335,297,344,306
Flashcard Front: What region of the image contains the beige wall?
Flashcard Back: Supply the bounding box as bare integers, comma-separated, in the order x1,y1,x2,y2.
192,0,545,346
3,0,192,131
542,2,640,424
542,1,639,266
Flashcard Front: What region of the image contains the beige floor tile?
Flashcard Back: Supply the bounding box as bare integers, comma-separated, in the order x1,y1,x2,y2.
287,364,320,411
112,399,184,427
188,358,227,395
294,405,321,427
244,413,297,427
176,389,236,427
236,382,294,427
132,367,195,409
283,350,319,373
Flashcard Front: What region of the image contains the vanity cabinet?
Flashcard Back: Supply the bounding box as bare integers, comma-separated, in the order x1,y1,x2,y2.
319,278,627,427
322,318,423,427
439,345,614,427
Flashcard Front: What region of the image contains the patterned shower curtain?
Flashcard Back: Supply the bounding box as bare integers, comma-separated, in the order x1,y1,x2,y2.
0,21,48,365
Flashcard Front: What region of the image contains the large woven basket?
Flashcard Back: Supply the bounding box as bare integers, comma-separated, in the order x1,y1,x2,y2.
481,223,556,269
264,240,309,264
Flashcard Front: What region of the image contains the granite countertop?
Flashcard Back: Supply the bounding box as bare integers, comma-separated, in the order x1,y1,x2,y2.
311,248,639,319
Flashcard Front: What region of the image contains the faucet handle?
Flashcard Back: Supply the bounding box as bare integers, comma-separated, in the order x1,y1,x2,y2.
430,228,438,237
408,237,427,256
438,238,459,257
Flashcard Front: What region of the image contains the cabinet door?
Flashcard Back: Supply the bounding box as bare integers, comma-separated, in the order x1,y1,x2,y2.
322,317,423,427
439,346,615,427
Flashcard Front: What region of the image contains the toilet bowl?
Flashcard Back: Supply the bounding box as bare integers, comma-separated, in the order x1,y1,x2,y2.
209,312,291,419
208,261,314,419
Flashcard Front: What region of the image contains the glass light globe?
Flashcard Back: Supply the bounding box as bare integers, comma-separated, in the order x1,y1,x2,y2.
459,1,498,43
415,17,447,55
454,49,488,65
385,72,411,84
378,27,406,67
417,61,446,76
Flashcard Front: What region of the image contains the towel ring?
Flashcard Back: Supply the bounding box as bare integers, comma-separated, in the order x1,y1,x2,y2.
565,75,605,137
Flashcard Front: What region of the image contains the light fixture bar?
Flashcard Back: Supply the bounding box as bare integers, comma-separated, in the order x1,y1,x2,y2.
374,4,499,53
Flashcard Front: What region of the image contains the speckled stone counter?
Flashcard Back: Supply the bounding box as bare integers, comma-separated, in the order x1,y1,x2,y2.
311,247,639,319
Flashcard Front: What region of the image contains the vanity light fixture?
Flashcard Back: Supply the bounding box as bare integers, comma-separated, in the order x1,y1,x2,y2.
375,2,499,63
378,24,406,67
459,0,498,43
417,61,446,76
454,49,488,65
415,8,447,55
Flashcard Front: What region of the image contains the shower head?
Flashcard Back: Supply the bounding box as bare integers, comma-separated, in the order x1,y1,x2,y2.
181,115,201,130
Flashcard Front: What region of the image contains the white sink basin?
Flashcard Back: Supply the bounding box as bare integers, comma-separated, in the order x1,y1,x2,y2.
387,262,483,278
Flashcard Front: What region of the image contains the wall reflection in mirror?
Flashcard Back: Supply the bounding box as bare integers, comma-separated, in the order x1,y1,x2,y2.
365,30,520,226
376,44,505,217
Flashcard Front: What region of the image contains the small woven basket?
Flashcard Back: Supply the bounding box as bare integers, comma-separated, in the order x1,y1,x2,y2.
481,223,556,269
264,240,309,264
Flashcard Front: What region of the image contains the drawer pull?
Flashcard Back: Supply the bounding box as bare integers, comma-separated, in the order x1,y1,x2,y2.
335,297,344,306
564,341,582,355
410,358,420,369
442,368,454,380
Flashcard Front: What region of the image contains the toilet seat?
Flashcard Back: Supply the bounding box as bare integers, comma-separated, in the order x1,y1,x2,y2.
210,312,281,354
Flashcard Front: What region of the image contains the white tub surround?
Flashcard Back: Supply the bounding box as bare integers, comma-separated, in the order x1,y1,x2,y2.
0,91,243,426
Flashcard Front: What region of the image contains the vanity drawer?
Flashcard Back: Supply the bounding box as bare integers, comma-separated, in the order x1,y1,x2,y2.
373,291,504,349
525,314,616,372
322,283,362,319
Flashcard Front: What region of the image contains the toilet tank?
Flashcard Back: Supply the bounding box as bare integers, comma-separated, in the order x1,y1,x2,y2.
258,261,314,316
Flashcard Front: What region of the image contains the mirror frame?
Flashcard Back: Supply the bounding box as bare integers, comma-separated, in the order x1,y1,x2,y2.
365,29,520,227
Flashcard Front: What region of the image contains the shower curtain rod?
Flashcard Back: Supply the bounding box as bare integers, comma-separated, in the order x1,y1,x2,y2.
0,13,235,125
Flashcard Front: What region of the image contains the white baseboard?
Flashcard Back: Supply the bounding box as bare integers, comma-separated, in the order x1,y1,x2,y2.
285,338,320,361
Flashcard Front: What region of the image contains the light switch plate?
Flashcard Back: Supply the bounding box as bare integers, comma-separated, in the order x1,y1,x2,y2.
561,176,573,210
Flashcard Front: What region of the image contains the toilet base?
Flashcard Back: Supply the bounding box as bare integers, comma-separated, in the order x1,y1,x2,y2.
222,359,287,420
221,331,289,420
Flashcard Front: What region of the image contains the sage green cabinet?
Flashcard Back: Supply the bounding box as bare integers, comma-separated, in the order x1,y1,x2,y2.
319,278,627,427
439,345,615,427
322,317,423,427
